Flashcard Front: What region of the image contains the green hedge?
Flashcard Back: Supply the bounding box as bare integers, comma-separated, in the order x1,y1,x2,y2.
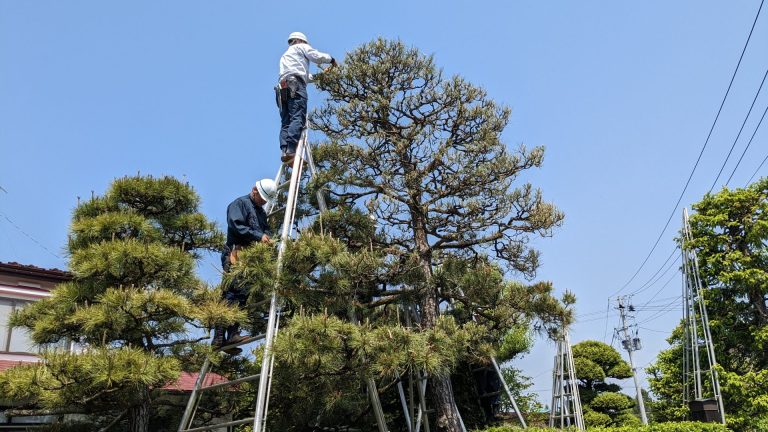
475,422,730,432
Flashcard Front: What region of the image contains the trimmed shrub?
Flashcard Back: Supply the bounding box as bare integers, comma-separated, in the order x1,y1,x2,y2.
473,421,730,432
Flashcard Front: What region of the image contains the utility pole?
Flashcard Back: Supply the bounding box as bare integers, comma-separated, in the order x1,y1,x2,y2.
616,296,648,425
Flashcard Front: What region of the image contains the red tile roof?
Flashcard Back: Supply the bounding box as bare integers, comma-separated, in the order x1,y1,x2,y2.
0,359,38,372
162,371,229,392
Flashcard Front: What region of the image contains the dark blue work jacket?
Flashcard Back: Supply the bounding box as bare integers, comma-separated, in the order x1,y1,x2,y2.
224,194,270,250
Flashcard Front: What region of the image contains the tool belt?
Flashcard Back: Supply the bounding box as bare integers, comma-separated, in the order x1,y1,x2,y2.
274,76,304,110
229,245,243,265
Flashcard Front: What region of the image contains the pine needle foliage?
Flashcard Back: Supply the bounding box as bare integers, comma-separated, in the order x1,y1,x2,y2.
225,39,572,432
0,175,231,432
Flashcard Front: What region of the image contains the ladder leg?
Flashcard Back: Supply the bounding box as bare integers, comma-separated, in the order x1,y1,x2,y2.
397,377,413,432
416,372,430,432
178,357,211,432
367,378,389,432
491,357,527,428
303,140,327,212
260,312,282,432
253,127,307,431
253,293,280,431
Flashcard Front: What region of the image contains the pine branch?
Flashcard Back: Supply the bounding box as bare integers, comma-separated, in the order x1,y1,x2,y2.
97,409,127,432
5,407,88,417
151,335,209,349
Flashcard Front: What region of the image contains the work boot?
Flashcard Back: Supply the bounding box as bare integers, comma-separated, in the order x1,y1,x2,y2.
211,326,226,348
225,324,249,345
214,325,242,355
223,347,243,356
281,148,296,164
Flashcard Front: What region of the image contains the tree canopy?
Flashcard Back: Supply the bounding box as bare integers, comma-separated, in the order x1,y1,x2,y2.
572,340,637,428
647,178,768,430
0,176,236,432
226,38,572,432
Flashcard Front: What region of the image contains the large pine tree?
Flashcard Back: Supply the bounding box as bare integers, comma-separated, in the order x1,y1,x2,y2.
225,38,569,432
0,176,237,432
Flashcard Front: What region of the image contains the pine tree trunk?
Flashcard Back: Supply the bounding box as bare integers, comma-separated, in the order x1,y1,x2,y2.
737,240,768,324
414,217,463,432
128,386,151,432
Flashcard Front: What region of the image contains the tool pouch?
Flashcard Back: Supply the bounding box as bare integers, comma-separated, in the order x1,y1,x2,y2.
229,245,242,265
274,85,283,110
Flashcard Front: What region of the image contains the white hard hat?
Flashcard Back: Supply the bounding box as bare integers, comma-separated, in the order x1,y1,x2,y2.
288,32,308,44
254,179,277,203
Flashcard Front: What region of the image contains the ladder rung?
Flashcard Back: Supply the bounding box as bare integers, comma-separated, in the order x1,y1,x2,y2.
182,417,254,432
268,206,286,217
479,390,502,398
213,333,266,353
277,180,291,190
199,373,261,392
282,157,306,166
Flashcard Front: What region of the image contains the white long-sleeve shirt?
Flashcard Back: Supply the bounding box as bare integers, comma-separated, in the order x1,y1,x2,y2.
278,43,333,83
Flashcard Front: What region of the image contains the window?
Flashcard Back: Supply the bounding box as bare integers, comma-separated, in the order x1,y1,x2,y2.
0,299,12,350
0,298,36,353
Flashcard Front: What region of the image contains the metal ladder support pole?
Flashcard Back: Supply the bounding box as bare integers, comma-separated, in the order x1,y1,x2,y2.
415,372,431,432
397,377,413,432
491,357,527,428
367,378,389,432
178,357,211,432
253,128,308,431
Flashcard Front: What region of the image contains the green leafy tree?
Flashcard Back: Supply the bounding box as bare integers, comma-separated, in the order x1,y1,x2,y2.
572,340,636,427
226,38,571,432
645,328,689,422
0,176,235,432
647,178,768,430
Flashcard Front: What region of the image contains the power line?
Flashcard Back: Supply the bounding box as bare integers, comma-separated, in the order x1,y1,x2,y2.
602,299,611,343
611,0,765,297
0,211,61,259
633,255,681,307
639,326,674,335
637,294,683,308
746,151,768,185
629,249,681,297
637,295,681,325
709,67,768,192
729,102,768,185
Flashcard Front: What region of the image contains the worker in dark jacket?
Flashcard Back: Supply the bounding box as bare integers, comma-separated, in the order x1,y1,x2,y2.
213,178,277,354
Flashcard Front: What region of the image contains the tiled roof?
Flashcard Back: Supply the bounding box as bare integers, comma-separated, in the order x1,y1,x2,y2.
161,371,229,392
0,359,38,372
0,262,71,281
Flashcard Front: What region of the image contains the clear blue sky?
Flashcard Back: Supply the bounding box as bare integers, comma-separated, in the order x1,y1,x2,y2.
2,1,767,405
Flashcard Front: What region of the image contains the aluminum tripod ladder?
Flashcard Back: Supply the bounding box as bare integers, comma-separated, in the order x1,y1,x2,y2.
681,208,725,424
548,329,584,430
178,124,390,432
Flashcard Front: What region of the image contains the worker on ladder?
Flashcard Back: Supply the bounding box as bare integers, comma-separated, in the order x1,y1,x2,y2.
277,31,336,165
212,179,277,354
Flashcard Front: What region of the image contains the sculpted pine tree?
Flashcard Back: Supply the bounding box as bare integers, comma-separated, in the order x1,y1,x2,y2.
303,38,567,431
571,340,636,427
0,176,237,432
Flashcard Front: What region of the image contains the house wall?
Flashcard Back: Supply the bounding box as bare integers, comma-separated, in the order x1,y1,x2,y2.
0,263,69,362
